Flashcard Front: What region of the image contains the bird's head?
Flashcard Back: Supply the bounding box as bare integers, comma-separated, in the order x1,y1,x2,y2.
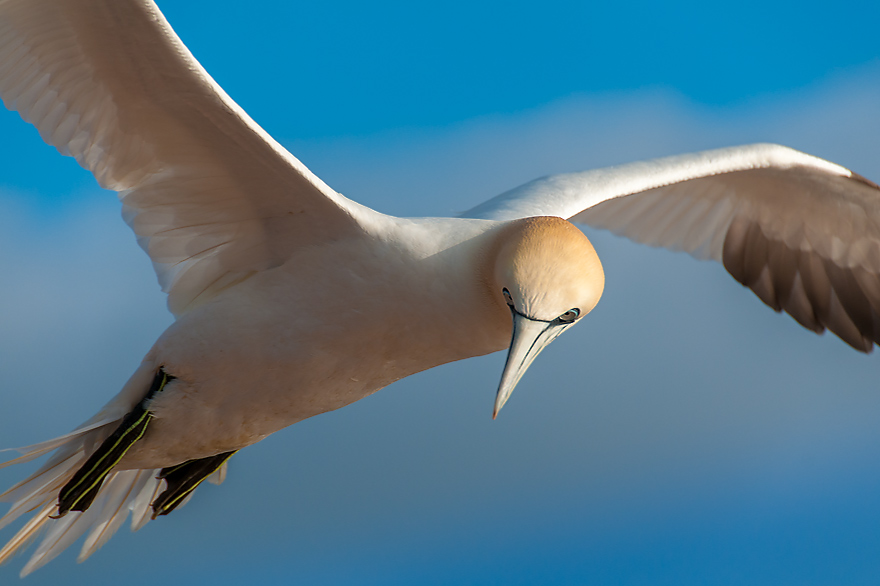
490,216,604,418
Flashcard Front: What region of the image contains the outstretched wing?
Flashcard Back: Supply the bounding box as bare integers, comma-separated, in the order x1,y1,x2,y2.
0,0,365,315
463,143,880,352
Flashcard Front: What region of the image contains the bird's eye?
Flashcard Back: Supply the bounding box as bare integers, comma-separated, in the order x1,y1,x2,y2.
502,288,513,306
558,308,580,323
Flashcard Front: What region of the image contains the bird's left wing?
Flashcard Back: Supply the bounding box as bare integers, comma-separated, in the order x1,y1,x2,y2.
462,143,880,351
0,0,366,315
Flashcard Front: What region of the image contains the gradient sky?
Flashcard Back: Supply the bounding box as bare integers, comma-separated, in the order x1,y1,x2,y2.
2,1,880,584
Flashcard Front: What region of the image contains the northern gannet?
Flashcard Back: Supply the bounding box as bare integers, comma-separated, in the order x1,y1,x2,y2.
1,0,878,576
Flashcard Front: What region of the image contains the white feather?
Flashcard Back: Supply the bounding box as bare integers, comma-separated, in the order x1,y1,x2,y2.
0,502,55,568
0,0,378,315
78,470,149,561
207,462,228,486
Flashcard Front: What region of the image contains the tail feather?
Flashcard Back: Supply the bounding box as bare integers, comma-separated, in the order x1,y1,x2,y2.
0,457,79,531
20,503,99,576
0,455,83,506
130,473,164,533
0,417,119,473
0,364,232,574
208,461,229,485
0,420,116,503
0,425,166,575
0,424,108,530
0,502,55,567
78,470,152,562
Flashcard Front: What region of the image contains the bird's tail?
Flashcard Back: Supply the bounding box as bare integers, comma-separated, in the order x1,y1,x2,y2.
0,362,228,576
0,416,165,576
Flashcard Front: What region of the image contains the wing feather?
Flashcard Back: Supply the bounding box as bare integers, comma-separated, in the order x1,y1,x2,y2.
0,0,369,315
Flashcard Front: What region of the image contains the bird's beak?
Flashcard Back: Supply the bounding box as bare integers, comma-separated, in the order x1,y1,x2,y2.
494,313,564,419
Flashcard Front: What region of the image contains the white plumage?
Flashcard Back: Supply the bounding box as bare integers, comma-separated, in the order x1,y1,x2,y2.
1,0,879,578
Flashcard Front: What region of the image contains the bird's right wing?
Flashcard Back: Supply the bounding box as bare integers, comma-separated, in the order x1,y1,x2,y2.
463,143,880,351
0,0,367,315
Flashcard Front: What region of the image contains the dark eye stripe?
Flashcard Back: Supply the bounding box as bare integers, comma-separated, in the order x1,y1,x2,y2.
502,288,580,324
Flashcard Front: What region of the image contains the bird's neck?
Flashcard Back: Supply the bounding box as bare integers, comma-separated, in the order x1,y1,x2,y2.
363,218,514,370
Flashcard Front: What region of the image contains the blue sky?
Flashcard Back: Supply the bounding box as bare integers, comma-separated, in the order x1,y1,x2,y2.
1,1,880,584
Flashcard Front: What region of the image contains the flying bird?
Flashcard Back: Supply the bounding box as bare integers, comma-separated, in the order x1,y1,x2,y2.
1,0,879,576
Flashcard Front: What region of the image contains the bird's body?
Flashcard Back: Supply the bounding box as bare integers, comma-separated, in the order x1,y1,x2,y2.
122,216,512,468
1,0,879,577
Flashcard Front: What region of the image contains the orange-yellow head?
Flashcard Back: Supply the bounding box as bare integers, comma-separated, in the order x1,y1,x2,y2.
490,216,605,417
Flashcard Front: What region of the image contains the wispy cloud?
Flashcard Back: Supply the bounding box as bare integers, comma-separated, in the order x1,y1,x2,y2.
288,61,880,216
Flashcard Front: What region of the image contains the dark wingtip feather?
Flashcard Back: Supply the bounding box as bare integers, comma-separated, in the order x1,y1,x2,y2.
723,214,880,352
